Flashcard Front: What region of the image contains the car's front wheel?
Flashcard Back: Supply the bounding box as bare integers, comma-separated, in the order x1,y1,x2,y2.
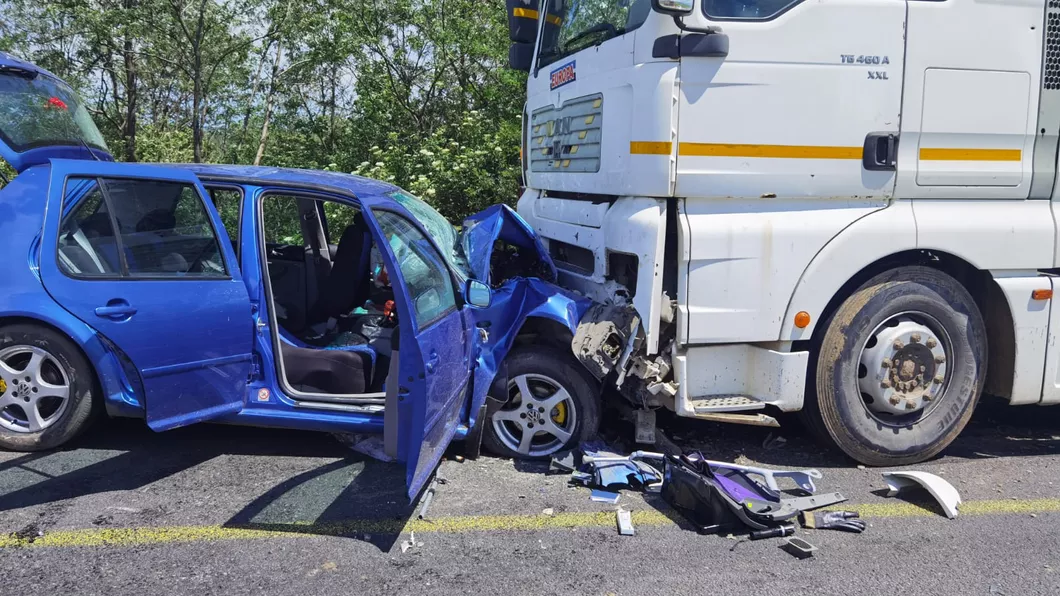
483,346,600,459
0,323,98,451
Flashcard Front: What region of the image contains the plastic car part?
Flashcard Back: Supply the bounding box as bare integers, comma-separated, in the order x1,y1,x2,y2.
780,537,818,559
696,458,823,494
616,508,635,536
881,471,962,519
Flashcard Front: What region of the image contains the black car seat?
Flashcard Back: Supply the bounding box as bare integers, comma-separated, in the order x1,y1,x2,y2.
309,213,373,325
280,341,372,394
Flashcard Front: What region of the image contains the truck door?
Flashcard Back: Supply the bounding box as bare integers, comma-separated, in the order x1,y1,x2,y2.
674,0,907,199
372,209,472,499
40,160,252,431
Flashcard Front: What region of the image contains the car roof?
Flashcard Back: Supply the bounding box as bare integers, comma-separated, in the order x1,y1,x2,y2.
0,51,62,82
170,163,403,206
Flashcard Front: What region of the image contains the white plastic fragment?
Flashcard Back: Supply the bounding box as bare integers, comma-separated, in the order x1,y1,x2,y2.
881,471,962,519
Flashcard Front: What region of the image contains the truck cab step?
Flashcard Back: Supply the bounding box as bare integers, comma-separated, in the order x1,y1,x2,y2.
691,395,766,413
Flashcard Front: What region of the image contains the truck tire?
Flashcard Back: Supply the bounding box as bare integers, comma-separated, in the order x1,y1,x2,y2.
802,266,986,466
0,323,99,451
483,346,600,460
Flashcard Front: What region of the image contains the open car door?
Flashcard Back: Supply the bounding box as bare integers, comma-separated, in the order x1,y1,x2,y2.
373,209,472,499
39,160,252,431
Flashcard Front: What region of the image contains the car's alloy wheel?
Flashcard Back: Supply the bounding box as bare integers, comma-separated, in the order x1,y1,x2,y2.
0,323,98,451
0,345,72,433
491,372,578,457
482,345,600,460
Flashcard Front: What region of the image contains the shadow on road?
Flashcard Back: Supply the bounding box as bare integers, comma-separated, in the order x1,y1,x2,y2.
0,419,415,551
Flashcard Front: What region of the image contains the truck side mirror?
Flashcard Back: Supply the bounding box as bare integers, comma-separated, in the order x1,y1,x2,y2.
509,42,534,72
507,0,541,43
466,279,492,308
652,0,693,16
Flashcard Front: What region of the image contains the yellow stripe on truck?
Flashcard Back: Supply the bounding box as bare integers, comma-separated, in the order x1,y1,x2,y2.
512,7,538,19
919,148,1022,162
629,141,673,155
679,142,862,159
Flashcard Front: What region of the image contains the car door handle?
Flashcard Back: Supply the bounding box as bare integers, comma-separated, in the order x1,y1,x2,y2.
425,351,440,374
94,301,137,319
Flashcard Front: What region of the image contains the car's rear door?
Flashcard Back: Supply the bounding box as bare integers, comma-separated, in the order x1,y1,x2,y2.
371,209,471,499
39,159,253,431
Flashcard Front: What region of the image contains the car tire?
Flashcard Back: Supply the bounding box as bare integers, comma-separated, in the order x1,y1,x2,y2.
0,323,99,451
801,266,986,466
483,345,600,460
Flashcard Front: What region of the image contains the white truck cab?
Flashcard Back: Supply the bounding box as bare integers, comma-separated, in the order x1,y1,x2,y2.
508,0,1060,465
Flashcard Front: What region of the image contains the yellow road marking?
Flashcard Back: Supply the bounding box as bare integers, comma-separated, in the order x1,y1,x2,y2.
2,498,1059,549
678,142,863,159
919,148,1022,162
629,141,672,155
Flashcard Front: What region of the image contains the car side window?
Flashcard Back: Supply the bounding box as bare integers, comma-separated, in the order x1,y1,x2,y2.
374,211,457,329
57,176,228,279
206,186,242,260
57,178,120,277
703,0,801,20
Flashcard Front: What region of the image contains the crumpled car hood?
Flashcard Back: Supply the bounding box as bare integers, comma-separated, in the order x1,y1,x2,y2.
461,204,557,284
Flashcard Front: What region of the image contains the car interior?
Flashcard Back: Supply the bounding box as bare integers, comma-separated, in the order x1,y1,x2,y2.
255,194,399,402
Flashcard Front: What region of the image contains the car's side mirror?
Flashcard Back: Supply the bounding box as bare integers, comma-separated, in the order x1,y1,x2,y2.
466,279,492,308
652,0,693,16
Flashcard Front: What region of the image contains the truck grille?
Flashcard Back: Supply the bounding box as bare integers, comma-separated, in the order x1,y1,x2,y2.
529,93,603,173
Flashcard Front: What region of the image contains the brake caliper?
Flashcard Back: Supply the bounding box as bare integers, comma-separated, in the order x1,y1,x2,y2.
0,378,6,396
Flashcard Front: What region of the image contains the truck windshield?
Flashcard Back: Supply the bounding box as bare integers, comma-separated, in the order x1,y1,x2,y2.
0,71,108,152
537,0,650,68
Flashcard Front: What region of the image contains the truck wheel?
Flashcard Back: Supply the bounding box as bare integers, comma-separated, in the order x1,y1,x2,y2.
802,266,986,466
0,324,98,451
483,346,600,460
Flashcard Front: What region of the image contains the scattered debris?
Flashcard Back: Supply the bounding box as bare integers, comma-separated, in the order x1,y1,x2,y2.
453,455,465,463
542,508,555,516
780,536,818,559
616,508,635,536
399,531,422,553
761,433,788,450
333,433,394,462
634,409,656,444
418,477,439,520
881,471,962,519
566,449,665,493
749,523,795,541
799,510,866,533
662,452,845,535
590,489,620,504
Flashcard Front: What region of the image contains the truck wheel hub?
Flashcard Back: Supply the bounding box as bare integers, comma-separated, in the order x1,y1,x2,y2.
858,316,948,417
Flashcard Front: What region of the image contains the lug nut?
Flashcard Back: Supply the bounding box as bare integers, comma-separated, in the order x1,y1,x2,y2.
881,379,892,389
905,399,917,410
881,358,892,369
889,395,901,406
926,338,937,349
923,393,933,402
933,376,944,385
935,355,946,364
893,340,904,350
911,333,921,343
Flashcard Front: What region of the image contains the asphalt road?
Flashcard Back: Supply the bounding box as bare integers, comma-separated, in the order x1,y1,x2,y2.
0,398,1058,596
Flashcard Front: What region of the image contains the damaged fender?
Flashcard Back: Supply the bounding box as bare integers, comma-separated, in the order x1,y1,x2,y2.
459,203,591,437
882,471,962,519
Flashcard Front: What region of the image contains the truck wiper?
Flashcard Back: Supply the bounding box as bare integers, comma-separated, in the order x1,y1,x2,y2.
563,23,622,52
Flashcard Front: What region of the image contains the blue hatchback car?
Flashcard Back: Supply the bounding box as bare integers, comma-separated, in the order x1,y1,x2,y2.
0,53,602,497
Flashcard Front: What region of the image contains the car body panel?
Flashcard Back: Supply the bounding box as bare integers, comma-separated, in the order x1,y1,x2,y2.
38,160,253,431
461,204,558,284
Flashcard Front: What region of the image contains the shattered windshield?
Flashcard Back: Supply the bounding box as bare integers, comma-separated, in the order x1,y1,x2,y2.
536,0,650,68
388,190,471,279
0,71,108,152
